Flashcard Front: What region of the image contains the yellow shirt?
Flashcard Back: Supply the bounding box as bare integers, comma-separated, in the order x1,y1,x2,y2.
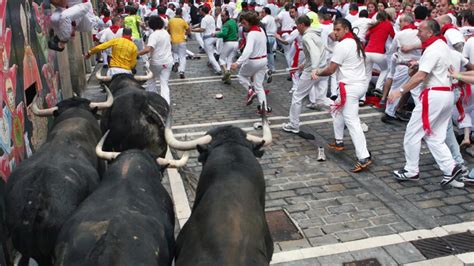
306,11,321,28
89,38,137,70
168,17,189,44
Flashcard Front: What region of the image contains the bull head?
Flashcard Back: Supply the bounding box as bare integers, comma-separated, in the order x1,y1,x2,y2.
165,102,273,151
30,85,114,117
95,65,154,82
96,130,189,168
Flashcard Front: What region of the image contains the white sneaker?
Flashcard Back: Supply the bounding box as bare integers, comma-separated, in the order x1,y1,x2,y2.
361,122,369,132
282,123,299,133
449,179,465,188
317,147,326,161
289,88,296,94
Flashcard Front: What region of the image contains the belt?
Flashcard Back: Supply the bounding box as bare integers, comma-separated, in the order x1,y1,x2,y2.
420,87,452,135
250,55,267,60
331,82,347,113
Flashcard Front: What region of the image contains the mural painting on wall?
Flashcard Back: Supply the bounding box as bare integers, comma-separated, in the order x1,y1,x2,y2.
0,0,64,181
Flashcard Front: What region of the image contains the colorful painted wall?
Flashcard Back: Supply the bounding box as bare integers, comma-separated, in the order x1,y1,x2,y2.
1,0,66,181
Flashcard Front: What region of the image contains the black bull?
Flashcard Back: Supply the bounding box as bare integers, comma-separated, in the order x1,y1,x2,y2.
5,98,104,265
170,125,274,265
54,149,175,266
100,74,170,158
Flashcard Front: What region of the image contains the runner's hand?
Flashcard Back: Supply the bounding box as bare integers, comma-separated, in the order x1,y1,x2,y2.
231,63,238,70
311,69,319,80
387,90,401,104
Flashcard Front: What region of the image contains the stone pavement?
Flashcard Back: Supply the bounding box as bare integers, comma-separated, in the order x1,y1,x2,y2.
85,40,474,264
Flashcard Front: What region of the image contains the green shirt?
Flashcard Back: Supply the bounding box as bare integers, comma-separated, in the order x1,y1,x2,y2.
215,19,238,42
124,15,141,39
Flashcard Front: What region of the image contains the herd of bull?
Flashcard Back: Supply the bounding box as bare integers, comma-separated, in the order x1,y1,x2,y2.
0,73,275,265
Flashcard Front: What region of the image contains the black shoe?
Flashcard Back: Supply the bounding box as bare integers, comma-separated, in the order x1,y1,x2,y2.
396,110,411,122
287,75,292,81
267,70,273,83
179,72,185,79
359,100,365,107
214,53,220,61
48,36,65,52
103,64,109,69
441,164,463,186
381,114,398,124
172,63,179,73
257,105,272,114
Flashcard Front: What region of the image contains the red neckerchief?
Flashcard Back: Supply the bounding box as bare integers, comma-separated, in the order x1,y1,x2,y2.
110,25,120,34
340,31,355,41
151,7,157,11
349,10,358,15
122,36,132,41
415,19,422,24
368,11,376,18
322,19,332,25
102,16,110,24
441,23,459,35
421,35,446,54
401,23,417,31
249,25,261,32
357,3,362,6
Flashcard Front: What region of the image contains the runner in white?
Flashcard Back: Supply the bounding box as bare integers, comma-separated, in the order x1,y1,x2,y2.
281,15,326,134
314,18,372,173
388,20,463,187
231,11,271,114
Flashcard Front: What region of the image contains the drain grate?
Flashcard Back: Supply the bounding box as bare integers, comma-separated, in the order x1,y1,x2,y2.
411,232,474,259
411,237,454,259
343,258,381,266
265,210,302,242
443,232,474,254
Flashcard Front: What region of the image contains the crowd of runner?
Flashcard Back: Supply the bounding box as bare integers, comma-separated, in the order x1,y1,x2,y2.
48,0,474,188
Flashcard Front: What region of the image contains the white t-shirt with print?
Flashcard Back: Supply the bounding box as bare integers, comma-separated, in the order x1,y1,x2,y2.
201,14,216,36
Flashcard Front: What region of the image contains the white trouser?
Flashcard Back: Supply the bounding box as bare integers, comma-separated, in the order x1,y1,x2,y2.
289,72,321,129
216,38,223,54
51,2,98,41
309,76,332,105
365,52,388,92
192,29,204,49
219,41,238,70
107,67,132,76
172,42,187,73
403,90,456,176
283,43,292,68
238,58,268,105
147,63,172,104
204,37,221,72
447,89,464,165
331,84,370,160
385,65,410,117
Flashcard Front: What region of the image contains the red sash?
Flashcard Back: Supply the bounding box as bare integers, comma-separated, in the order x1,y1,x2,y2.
419,87,452,135
441,23,459,35
290,39,300,76
331,82,347,113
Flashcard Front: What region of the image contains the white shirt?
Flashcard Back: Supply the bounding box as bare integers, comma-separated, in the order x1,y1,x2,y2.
450,50,469,86
345,13,359,24
99,27,123,43
201,14,216,36
419,39,452,88
147,29,174,65
166,9,175,19
352,18,372,44
182,3,191,23
222,2,236,18
265,3,279,17
463,37,474,64
236,28,267,65
331,38,366,86
261,15,277,36
444,28,465,49
277,10,295,32
386,28,421,61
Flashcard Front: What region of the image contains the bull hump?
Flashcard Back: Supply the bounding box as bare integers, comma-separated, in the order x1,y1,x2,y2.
78,220,110,241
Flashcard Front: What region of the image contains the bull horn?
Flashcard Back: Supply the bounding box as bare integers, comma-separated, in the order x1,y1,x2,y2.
30,96,58,117
165,117,212,150
134,70,153,81
95,65,112,81
246,102,272,146
89,85,114,109
156,152,189,168
96,130,120,160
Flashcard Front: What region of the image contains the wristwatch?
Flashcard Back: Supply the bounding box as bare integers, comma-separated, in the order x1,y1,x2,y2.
399,88,405,94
